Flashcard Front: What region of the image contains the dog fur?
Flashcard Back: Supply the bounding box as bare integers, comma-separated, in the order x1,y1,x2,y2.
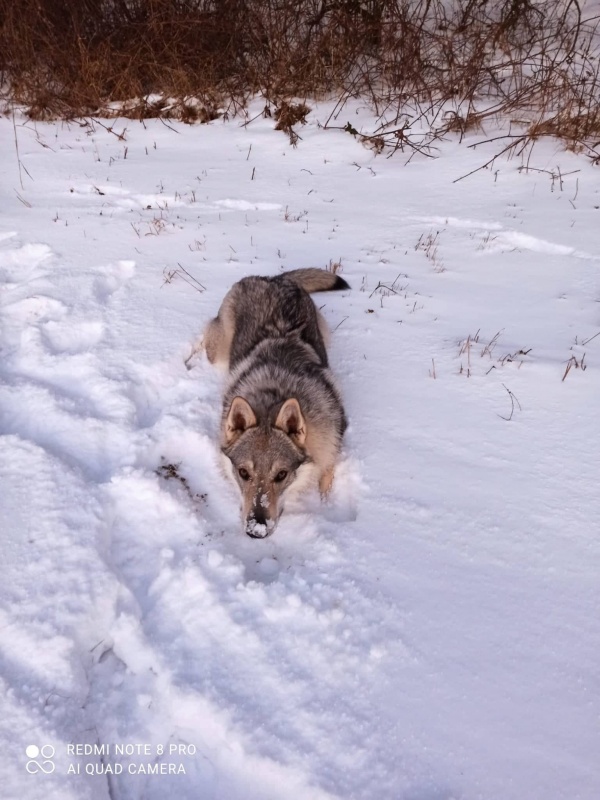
204,268,349,537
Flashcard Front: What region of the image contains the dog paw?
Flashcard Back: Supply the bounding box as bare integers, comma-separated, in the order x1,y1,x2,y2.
323,457,362,523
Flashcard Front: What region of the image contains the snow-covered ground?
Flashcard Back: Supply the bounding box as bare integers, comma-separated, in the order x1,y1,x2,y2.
1,103,599,800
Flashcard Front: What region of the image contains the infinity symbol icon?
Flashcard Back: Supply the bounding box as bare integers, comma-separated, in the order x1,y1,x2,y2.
26,745,55,774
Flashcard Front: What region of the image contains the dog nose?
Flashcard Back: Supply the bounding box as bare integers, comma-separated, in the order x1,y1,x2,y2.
246,525,268,539
245,508,271,538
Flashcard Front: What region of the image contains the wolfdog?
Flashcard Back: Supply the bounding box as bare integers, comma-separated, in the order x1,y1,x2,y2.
204,268,349,538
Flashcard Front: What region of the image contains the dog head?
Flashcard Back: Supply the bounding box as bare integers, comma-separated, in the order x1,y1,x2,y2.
222,397,308,538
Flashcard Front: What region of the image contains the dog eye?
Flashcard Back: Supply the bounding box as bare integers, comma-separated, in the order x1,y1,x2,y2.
274,470,288,483
238,468,251,481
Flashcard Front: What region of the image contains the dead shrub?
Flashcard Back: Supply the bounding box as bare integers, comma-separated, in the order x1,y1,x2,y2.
0,0,599,159
274,100,311,144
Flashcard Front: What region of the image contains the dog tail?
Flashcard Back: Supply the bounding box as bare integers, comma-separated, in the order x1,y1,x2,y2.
283,268,350,293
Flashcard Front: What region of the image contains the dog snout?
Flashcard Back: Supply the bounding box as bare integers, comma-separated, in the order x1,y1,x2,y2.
245,505,275,539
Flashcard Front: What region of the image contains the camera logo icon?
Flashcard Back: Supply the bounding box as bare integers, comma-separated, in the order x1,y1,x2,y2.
26,744,55,774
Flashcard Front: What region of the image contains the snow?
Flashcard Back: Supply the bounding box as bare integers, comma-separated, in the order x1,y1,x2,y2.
1,102,599,800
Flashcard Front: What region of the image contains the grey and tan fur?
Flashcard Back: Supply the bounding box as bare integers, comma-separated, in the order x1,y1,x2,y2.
204,268,349,538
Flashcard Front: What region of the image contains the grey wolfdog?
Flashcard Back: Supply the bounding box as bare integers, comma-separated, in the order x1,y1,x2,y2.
204,268,349,538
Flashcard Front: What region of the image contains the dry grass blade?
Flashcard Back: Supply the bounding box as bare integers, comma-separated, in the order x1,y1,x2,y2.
562,353,586,381
498,384,522,421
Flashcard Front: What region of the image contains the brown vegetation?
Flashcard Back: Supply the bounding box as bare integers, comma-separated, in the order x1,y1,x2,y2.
1,0,599,157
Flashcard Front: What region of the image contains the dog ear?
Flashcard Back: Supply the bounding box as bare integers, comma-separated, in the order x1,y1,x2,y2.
225,397,257,443
274,398,306,446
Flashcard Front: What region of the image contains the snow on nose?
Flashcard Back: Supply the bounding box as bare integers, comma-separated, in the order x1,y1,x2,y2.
245,501,275,538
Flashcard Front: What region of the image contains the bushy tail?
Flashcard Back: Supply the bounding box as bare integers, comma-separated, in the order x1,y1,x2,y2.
283,268,350,293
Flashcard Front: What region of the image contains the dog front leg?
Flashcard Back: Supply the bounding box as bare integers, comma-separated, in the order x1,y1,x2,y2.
319,466,334,497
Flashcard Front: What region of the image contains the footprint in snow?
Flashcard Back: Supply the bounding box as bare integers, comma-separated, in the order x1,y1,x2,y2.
41,318,105,354
0,242,53,284
94,259,136,301
2,295,67,325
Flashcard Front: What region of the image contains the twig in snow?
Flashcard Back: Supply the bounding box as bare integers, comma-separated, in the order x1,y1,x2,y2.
498,384,522,421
